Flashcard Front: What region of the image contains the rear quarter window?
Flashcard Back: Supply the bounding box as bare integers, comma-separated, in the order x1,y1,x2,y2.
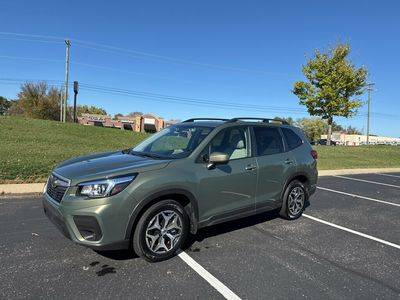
282,128,303,150
253,127,284,156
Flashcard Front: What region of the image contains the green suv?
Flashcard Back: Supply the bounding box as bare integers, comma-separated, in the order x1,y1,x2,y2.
43,118,318,262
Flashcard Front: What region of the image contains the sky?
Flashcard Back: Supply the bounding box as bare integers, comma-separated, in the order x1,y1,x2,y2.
0,0,399,137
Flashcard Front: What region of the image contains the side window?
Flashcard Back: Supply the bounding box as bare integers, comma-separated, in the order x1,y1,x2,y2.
282,128,303,150
202,127,249,161
253,127,284,156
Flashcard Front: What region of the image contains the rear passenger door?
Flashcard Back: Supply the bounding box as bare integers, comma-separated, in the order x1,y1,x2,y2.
252,126,296,210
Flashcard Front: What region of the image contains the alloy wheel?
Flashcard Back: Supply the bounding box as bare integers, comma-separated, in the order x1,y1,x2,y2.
145,210,182,254
288,186,305,216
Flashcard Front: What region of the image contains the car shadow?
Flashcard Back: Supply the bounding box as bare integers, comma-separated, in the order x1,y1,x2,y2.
183,208,280,249
94,249,137,260
184,199,310,249
94,200,310,260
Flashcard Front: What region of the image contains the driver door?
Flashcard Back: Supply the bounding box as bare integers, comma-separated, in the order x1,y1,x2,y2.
196,126,257,224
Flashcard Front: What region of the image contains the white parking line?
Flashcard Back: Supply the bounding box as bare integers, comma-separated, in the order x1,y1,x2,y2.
334,175,400,188
317,186,400,207
303,214,400,250
178,251,241,300
378,173,400,179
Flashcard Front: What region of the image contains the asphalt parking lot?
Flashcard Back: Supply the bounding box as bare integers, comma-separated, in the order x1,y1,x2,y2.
1,173,399,299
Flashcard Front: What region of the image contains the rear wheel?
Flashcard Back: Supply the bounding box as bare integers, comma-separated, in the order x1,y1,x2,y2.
133,200,189,262
279,180,307,219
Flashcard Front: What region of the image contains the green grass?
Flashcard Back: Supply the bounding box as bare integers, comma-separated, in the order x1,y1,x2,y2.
0,116,148,183
1,116,400,183
314,145,400,170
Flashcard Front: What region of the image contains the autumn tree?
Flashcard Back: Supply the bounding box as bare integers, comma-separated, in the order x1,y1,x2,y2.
9,82,61,120
76,105,107,116
293,44,367,145
274,116,295,125
296,118,328,142
128,111,143,117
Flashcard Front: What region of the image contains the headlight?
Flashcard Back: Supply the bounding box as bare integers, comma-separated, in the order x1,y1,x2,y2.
77,174,137,198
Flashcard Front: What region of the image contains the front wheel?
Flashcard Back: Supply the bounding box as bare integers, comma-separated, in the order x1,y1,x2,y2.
279,180,307,220
133,200,189,262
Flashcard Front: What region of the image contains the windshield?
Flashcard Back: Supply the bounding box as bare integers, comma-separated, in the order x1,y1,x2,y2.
131,124,214,159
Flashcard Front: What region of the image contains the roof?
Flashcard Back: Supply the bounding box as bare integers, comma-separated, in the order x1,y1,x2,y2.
180,117,290,127
176,120,226,128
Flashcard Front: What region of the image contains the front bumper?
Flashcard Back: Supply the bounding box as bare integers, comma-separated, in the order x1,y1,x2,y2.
42,192,131,251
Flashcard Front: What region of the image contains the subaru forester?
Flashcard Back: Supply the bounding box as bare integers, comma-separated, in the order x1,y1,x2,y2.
43,117,318,262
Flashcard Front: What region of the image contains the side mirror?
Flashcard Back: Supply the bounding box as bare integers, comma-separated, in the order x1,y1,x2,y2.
206,152,229,169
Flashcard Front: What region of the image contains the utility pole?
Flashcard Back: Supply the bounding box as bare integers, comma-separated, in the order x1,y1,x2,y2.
73,81,79,123
366,83,375,145
59,88,63,122
63,39,71,122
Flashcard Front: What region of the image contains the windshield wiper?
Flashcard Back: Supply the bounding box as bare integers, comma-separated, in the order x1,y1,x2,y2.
129,151,164,159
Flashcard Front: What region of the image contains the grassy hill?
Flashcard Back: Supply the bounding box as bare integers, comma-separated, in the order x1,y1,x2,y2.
1,116,400,183
0,117,148,183
314,144,400,170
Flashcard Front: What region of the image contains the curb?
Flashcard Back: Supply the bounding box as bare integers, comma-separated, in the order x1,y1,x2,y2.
0,183,45,195
1,168,400,195
318,168,400,176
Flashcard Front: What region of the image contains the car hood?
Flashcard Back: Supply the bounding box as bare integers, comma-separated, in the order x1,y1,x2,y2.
54,151,171,185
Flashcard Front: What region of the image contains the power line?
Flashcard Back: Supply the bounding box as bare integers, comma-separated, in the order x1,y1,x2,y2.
0,54,245,89
0,36,64,44
0,55,64,64
0,32,288,77
73,41,289,77
0,78,307,114
2,77,398,119
0,32,64,41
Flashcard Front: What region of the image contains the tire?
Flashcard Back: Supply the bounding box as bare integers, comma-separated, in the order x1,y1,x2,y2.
133,199,189,262
279,180,307,220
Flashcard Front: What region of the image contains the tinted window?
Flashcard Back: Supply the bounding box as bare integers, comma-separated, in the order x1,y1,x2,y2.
282,128,303,150
201,127,249,161
253,127,284,156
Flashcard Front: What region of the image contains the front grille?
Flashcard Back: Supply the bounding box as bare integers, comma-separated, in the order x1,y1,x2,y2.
46,174,69,203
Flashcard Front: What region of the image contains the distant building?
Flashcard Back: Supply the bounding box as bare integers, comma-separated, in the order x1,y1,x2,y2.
141,114,164,133
78,113,112,127
164,119,180,128
77,113,169,133
116,115,141,132
321,132,400,146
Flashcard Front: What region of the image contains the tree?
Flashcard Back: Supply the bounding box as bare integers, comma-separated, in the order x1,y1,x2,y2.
9,82,61,120
345,126,361,135
114,113,124,119
293,43,368,145
128,111,143,117
274,116,294,125
296,118,328,142
0,96,12,115
76,105,107,116
332,121,344,132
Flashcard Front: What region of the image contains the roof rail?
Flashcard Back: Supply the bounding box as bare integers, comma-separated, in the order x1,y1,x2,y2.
182,118,230,123
229,117,289,125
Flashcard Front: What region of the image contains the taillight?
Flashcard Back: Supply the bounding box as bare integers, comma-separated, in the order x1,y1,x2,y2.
310,149,318,160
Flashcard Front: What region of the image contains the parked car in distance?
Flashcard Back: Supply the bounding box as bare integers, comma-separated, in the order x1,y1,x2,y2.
43,117,318,262
317,138,337,146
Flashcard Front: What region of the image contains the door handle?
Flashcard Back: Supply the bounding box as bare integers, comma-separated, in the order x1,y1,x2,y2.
245,164,257,171
284,159,294,164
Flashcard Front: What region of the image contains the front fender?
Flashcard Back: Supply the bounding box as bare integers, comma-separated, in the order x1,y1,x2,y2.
124,187,199,240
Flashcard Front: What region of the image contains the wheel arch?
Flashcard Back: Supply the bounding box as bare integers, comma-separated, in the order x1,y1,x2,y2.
281,172,311,201
125,188,199,240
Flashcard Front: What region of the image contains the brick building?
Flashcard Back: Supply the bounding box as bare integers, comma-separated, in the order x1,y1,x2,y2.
77,113,174,133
